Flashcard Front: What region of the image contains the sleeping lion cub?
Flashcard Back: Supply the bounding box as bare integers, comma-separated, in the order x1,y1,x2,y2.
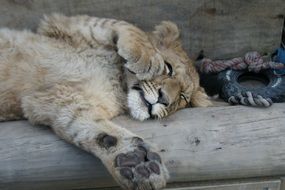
0,14,211,189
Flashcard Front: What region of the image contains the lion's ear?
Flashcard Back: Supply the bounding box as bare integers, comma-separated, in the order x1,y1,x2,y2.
152,21,180,47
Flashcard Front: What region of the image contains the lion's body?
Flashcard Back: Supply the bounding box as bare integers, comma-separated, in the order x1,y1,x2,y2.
0,28,125,123
0,14,211,190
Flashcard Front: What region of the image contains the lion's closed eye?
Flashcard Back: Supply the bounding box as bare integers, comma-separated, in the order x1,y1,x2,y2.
164,61,173,76
180,94,189,105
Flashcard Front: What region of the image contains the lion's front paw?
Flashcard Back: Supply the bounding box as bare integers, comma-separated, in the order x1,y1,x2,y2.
118,42,165,80
109,138,169,190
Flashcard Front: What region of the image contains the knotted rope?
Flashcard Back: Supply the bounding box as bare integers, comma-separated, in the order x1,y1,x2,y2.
228,91,273,107
198,51,285,74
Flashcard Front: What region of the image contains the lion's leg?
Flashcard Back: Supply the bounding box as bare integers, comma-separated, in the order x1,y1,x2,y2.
0,111,23,122
38,14,165,80
0,88,24,122
21,86,169,190
191,87,213,107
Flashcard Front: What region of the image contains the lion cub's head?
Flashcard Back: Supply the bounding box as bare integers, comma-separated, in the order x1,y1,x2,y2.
126,21,211,121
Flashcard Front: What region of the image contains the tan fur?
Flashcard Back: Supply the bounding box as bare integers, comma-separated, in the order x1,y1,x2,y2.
0,14,211,189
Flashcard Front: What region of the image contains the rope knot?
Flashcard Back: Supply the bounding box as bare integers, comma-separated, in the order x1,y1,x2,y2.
198,51,285,73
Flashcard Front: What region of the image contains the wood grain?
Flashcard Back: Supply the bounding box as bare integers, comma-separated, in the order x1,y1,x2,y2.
1,104,285,189
167,180,281,190
280,177,285,190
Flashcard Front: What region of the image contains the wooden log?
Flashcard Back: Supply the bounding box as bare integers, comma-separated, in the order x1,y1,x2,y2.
0,104,285,190
281,177,285,190
167,180,281,190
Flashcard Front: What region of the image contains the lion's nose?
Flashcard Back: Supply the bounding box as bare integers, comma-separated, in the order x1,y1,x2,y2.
157,88,169,106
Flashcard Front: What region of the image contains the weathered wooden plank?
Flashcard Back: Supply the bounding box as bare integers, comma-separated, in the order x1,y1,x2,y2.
0,104,285,190
0,0,284,59
167,180,281,190
281,177,285,190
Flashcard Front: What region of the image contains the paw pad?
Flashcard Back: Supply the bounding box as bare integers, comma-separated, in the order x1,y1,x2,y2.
135,165,150,178
147,152,161,163
120,167,134,180
148,161,160,175
116,152,143,167
97,133,117,149
114,138,162,181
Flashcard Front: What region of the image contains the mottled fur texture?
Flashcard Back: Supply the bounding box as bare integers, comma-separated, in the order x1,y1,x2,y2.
0,14,211,189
